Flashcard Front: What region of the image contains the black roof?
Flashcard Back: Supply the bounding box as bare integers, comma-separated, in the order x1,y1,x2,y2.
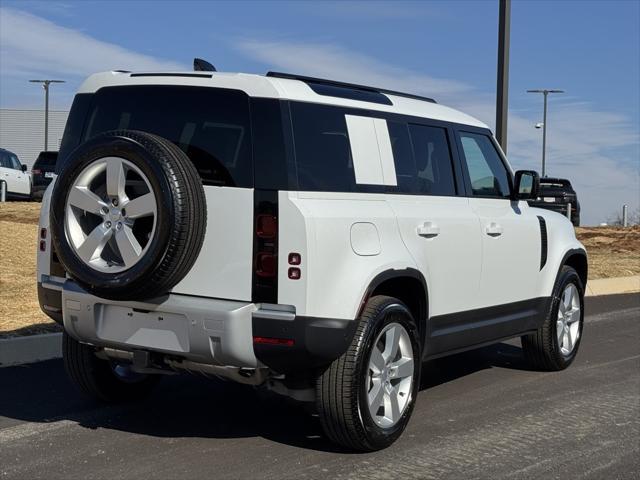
266,71,437,104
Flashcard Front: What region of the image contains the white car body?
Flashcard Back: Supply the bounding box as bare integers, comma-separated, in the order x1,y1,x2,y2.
0,149,31,198
37,69,587,378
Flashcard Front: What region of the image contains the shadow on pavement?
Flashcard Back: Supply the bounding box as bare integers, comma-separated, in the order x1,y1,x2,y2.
0,340,530,453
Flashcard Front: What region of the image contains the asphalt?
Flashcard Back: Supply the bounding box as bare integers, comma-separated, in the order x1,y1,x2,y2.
1,293,638,479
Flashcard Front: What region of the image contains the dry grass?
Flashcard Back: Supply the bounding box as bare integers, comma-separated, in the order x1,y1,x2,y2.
1,202,638,336
575,226,640,279
0,202,59,337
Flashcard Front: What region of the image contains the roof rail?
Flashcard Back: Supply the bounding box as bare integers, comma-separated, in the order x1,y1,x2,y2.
266,71,437,104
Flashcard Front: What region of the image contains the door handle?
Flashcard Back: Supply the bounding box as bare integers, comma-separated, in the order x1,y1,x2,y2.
485,222,503,237
417,221,440,238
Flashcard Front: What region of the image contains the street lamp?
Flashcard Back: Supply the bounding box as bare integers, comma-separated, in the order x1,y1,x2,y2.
29,79,66,152
527,89,564,177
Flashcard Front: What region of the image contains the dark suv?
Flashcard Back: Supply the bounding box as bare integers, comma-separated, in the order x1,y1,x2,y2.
31,151,58,200
528,177,580,226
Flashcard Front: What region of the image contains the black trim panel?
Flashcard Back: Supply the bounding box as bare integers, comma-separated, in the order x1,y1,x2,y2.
129,73,212,78
252,313,357,373
359,268,429,350
559,248,588,287
251,190,279,304
37,282,63,324
426,297,551,357
538,216,548,270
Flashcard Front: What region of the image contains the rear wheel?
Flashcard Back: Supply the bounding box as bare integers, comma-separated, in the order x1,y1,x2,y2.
63,332,160,402
316,296,421,451
522,266,585,371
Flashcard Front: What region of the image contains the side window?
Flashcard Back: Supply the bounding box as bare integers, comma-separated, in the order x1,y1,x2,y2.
290,102,355,192
387,121,418,193
407,124,457,196
0,153,8,169
9,155,22,170
458,132,511,198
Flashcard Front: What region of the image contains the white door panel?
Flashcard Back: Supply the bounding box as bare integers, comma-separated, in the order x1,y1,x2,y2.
0,166,19,194
14,171,31,195
471,198,540,307
388,195,481,317
286,191,415,320
172,187,254,301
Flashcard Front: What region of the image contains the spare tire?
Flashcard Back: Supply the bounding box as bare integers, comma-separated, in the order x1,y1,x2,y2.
50,130,206,300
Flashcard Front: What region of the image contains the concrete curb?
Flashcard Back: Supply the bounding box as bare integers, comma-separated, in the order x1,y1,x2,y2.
585,276,640,297
0,333,62,367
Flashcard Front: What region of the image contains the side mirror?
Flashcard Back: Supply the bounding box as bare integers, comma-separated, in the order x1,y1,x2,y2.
513,170,540,200
21,164,27,172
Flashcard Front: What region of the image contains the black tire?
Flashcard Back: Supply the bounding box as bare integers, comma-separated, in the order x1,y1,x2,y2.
50,130,206,300
522,266,585,371
63,332,160,402
316,295,421,451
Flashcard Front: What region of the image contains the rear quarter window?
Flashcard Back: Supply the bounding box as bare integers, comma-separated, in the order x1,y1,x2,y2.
83,85,252,188
289,102,357,192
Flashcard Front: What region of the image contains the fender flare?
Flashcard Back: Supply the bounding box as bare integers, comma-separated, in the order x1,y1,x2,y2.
358,268,429,351
557,248,588,288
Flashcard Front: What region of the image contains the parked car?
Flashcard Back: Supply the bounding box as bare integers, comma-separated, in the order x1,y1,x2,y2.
0,148,31,200
37,68,588,451
528,177,581,226
31,151,58,200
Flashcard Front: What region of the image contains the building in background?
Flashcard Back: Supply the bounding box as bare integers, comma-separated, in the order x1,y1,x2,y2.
0,109,69,170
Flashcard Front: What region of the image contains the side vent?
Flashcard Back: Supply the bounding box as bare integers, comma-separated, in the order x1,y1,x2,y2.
537,216,548,270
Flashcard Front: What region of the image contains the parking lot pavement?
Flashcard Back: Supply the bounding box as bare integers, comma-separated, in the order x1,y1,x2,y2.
0,294,638,480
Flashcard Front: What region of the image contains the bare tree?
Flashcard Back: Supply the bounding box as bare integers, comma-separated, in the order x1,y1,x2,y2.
606,207,640,226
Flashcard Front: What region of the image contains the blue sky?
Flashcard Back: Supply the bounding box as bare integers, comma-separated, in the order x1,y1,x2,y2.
1,0,638,224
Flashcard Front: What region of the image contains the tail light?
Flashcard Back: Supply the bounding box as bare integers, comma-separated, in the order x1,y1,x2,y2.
39,228,47,251
252,191,278,303
253,336,294,347
256,252,276,277
256,214,277,239
32,169,42,175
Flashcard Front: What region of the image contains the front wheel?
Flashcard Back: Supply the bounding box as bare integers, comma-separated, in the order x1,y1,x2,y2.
315,296,421,451
63,332,160,402
522,266,585,371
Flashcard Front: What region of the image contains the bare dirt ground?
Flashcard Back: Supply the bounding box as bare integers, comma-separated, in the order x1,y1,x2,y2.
575,225,640,278
1,202,638,336
0,203,56,337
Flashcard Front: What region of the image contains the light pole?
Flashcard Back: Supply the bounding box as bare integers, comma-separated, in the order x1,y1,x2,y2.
526,89,564,177
29,79,66,151
495,0,511,153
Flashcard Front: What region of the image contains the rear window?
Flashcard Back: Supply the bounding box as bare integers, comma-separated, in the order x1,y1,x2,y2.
83,85,252,187
35,152,58,167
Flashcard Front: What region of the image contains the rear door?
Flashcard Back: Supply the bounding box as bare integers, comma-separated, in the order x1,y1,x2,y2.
455,130,540,308
81,85,255,301
384,119,481,319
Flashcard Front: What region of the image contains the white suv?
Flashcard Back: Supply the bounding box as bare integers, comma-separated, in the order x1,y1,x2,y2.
37,69,588,451
0,148,31,199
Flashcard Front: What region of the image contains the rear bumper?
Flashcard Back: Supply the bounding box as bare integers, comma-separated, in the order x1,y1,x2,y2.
61,280,260,368
56,280,356,375
252,312,357,373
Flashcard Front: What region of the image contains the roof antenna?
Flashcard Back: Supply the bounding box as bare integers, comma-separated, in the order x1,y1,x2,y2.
193,58,217,72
